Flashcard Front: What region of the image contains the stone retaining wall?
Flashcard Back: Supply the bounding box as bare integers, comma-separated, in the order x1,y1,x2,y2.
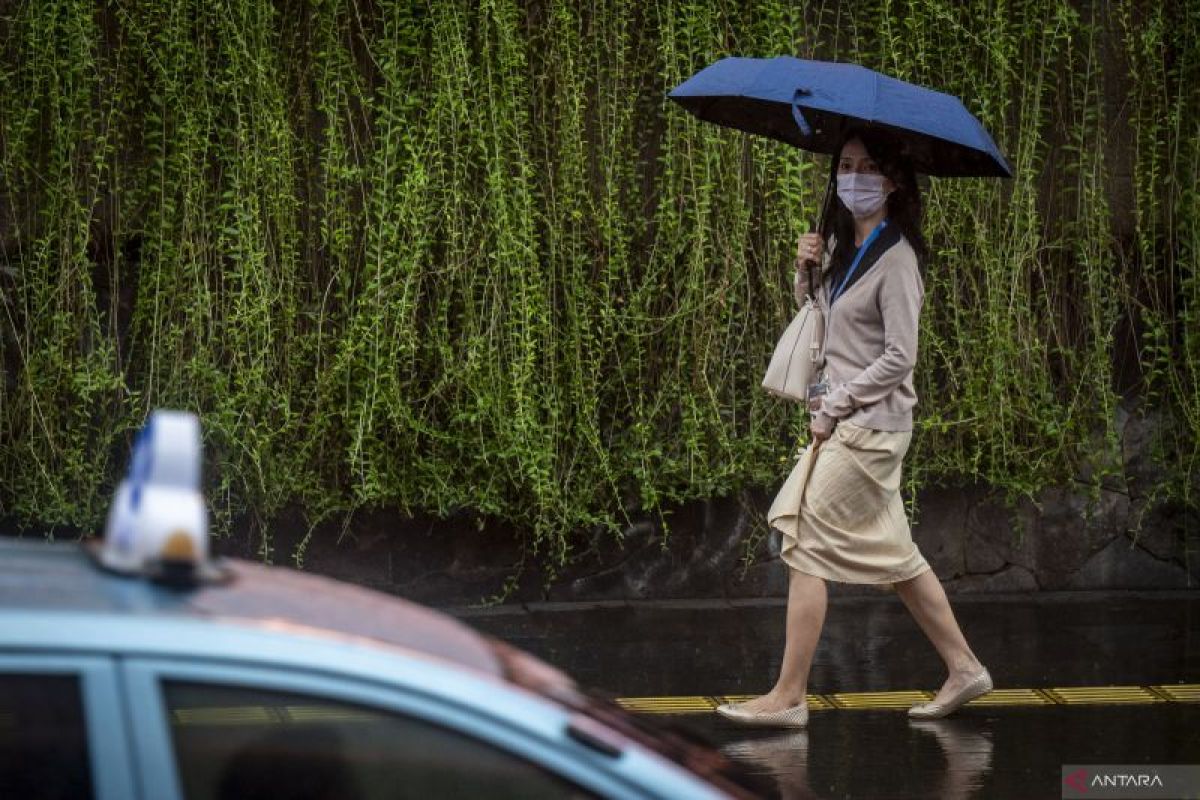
212,401,1197,605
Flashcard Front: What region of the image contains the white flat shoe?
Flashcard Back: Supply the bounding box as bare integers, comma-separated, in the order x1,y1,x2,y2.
715,700,809,728
908,666,993,719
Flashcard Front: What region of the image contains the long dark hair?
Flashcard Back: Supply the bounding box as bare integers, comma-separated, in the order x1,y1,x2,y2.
817,126,928,275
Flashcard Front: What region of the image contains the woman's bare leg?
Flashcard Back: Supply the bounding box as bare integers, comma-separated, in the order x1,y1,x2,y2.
892,568,986,704
737,567,827,713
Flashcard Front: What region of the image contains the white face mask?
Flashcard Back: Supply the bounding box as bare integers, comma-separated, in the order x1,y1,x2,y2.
836,172,891,218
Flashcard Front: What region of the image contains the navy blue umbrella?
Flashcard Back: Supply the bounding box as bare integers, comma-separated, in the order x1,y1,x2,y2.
667,56,1012,178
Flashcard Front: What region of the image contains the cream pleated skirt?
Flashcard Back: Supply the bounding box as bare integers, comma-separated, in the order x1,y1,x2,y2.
767,421,931,590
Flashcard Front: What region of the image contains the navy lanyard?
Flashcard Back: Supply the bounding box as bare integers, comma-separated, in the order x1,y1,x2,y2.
829,219,889,307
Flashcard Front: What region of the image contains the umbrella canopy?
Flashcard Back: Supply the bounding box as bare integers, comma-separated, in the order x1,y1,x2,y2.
667,56,1012,178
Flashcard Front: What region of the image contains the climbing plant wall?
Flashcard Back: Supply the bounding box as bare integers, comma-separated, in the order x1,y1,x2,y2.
1,0,1196,582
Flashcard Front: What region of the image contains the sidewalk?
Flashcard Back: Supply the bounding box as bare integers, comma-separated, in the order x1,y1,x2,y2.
446,589,1200,697
448,590,1200,799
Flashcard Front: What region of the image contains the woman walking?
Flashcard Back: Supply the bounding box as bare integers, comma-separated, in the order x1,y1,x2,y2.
717,127,992,728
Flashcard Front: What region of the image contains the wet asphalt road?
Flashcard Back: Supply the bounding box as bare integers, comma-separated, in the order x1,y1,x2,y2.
449,590,1200,799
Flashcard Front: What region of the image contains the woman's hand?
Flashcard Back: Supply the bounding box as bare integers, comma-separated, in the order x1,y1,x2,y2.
795,232,823,270
808,394,835,441
809,411,835,441
793,232,824,302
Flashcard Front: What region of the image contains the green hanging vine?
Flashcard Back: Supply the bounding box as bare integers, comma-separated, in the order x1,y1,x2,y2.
1,0,1196,597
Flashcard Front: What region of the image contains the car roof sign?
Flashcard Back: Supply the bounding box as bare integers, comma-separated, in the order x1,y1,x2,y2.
99,409,219,587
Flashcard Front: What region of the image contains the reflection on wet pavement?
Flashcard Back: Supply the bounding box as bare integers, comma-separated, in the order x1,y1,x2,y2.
714,715,994,799
701,705,1198,799
453,590,1200,799
720,729,816,800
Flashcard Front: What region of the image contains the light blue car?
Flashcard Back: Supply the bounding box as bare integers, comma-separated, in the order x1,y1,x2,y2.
0,536,764,800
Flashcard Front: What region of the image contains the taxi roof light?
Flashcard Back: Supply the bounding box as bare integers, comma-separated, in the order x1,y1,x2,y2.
99,409,223,587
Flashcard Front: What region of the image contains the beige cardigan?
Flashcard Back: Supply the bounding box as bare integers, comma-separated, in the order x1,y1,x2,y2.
793,234,924,432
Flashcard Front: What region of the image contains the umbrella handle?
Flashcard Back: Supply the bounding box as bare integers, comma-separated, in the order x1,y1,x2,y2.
791,88,812,137
803,225,821,300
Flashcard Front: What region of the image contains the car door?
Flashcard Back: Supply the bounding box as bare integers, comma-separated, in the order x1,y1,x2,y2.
0,654,138,800
119,658,648,800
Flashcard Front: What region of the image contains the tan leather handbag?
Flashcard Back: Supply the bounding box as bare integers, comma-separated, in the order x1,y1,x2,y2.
761,294,824,402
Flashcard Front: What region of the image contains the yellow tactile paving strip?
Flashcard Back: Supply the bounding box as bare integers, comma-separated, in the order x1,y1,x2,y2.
613,684,1200,714
159,684,1200,727
1153,684,1200,703
1041,685,1166,705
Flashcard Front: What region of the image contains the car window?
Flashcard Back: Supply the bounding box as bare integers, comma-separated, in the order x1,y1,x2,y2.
162,681,600,800
0,674,94,800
